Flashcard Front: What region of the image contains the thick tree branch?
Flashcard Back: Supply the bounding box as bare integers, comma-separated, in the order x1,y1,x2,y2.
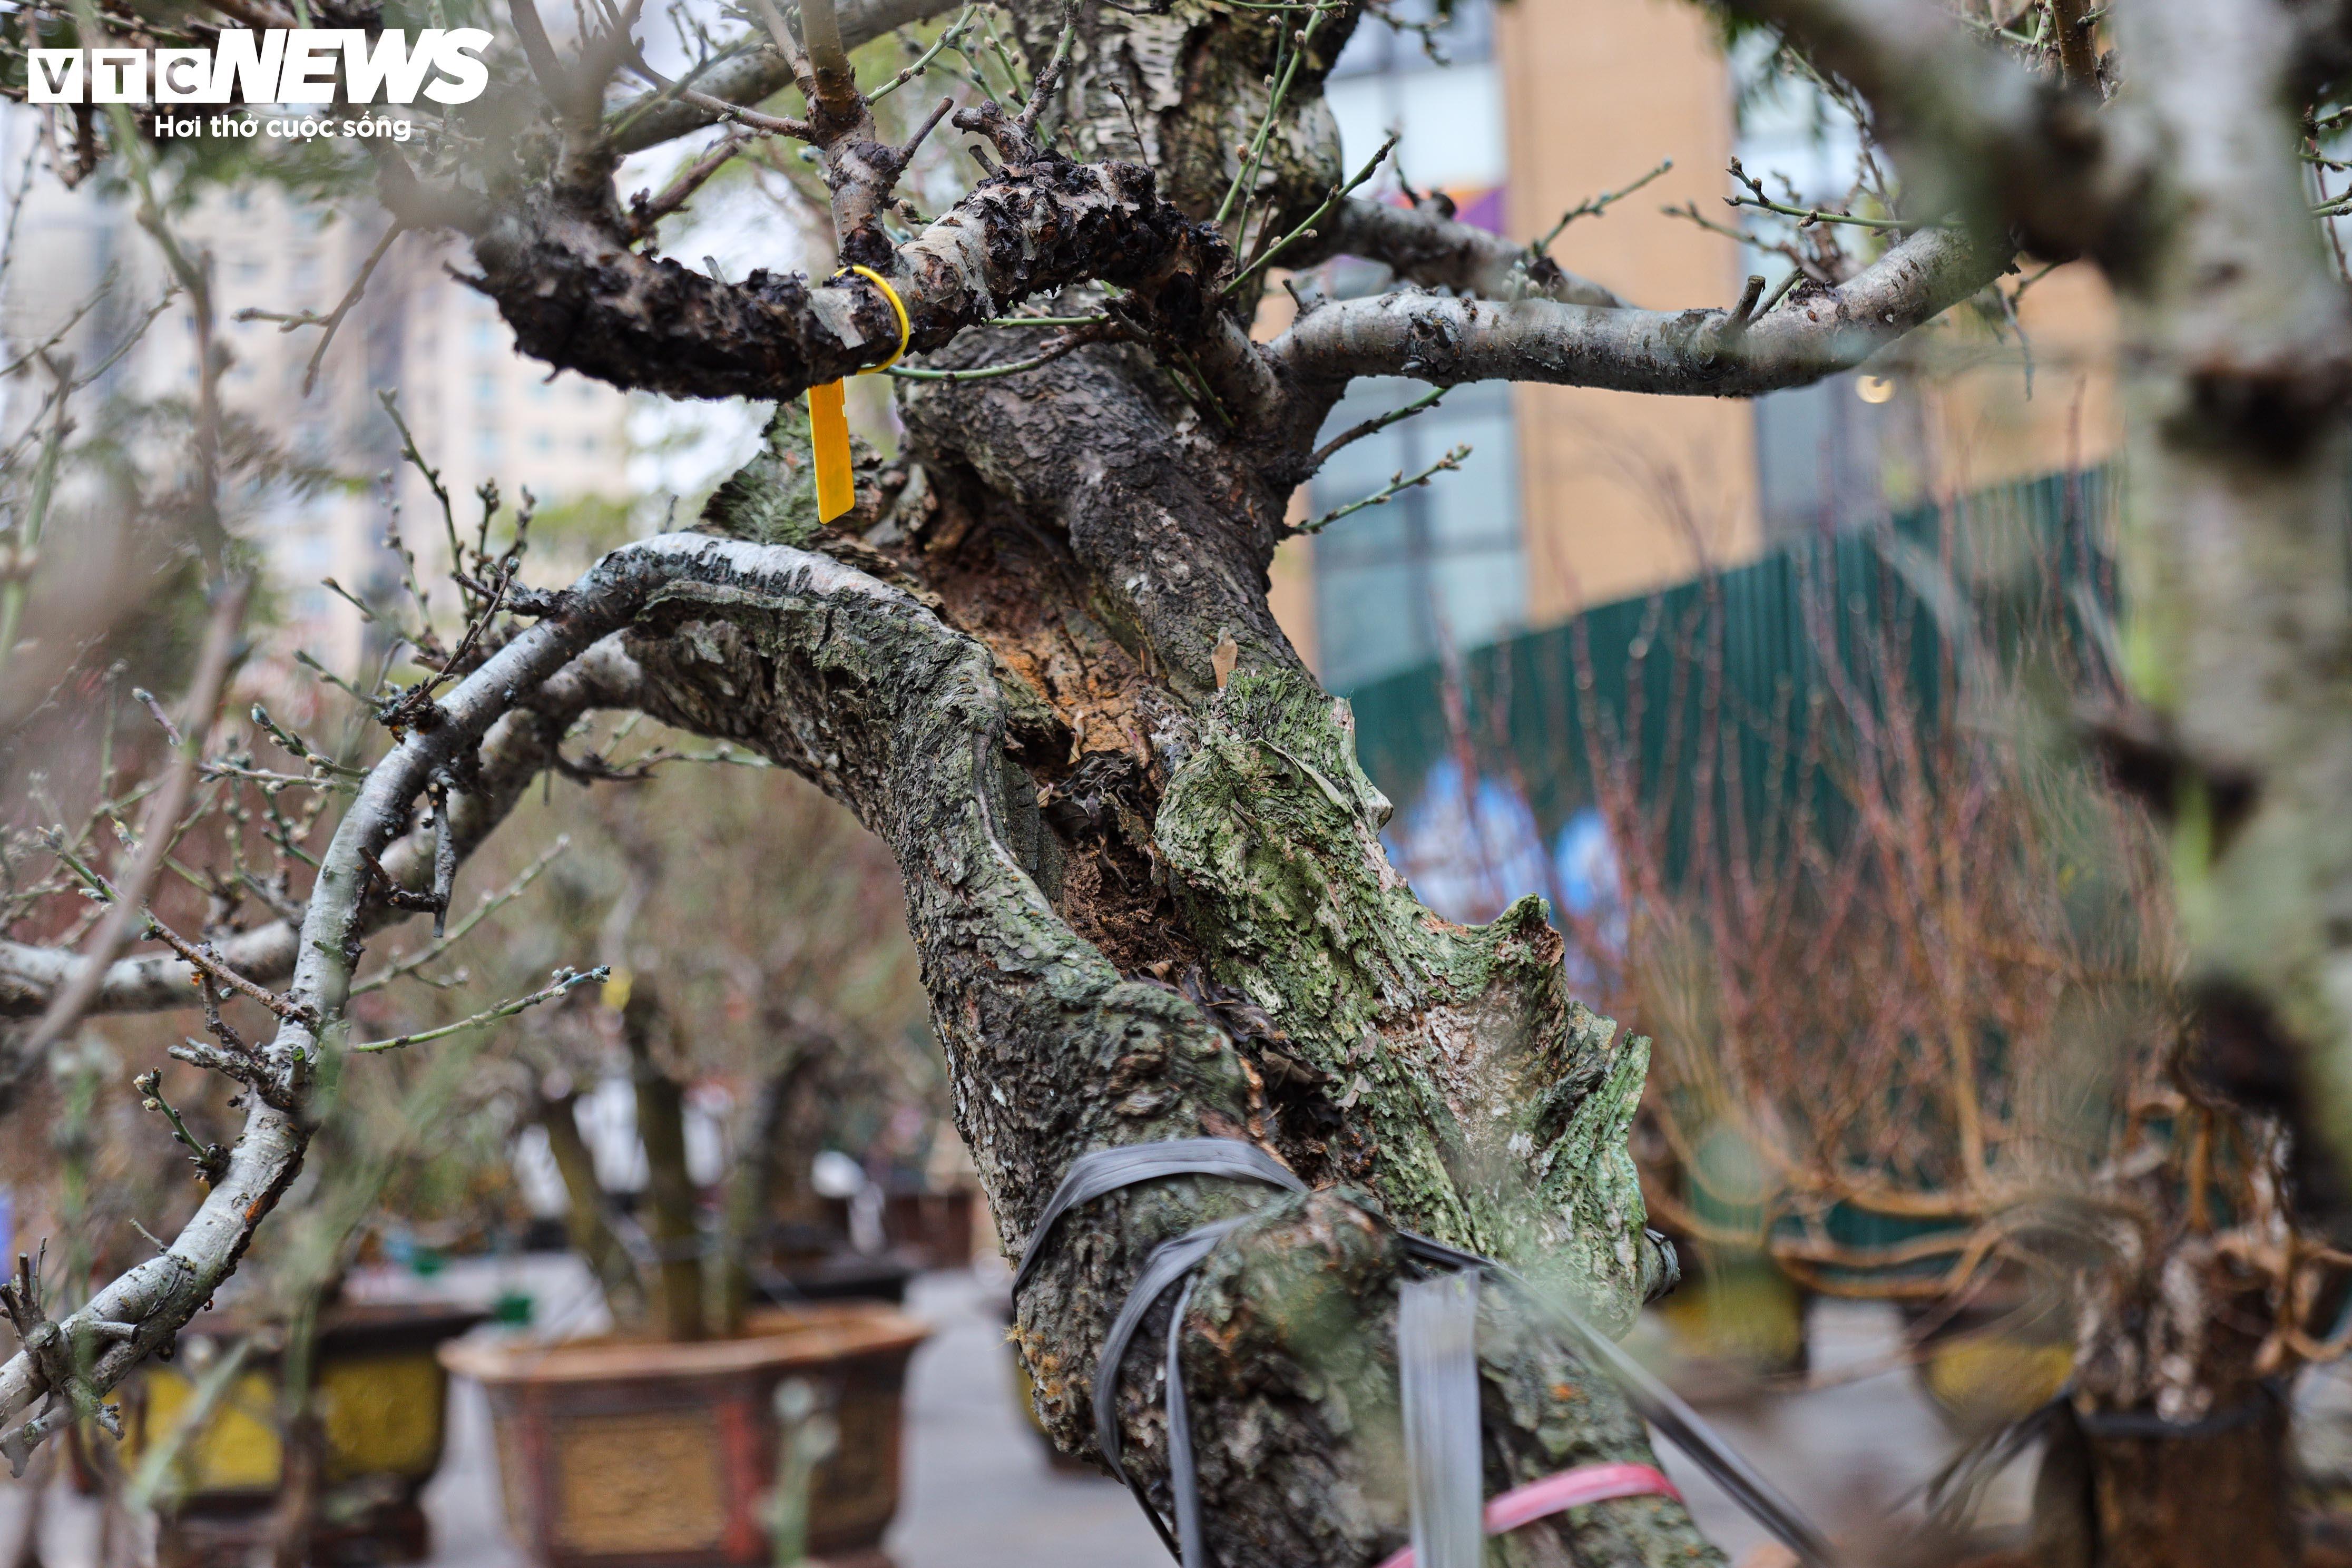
0,600,663,1461
601,537,1707,1566
0,503,1713,1556
406,145,1231,404
0,541,921,1461
1267,222,2009,400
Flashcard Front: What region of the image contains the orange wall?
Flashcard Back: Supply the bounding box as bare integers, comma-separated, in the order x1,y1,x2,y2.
1914,263,2122,497
1500,0,1760,621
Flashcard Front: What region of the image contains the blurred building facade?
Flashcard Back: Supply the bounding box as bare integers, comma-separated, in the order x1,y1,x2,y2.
1271,0,2122,691
0,133,635,670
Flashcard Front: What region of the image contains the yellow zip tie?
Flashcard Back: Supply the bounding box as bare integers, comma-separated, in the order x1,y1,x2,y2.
809,264,913,524
842,264,913,372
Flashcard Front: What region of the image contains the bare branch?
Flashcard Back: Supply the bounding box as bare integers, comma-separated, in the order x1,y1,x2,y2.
434,139,1231,404
0,533,1031,1466
1270,221,2006,398
1306,384,1445,471
610,0,962,154
351,965,606,1053
1726,0,2136,263
14,578,248,1064
1532,155,1675,253
0,642,643,1022
1296,443,1471,534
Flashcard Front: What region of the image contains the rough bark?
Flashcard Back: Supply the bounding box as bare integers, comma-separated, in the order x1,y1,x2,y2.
2046,1268,2299,1568
2078,1414,2295,1568
1266,223,2008,403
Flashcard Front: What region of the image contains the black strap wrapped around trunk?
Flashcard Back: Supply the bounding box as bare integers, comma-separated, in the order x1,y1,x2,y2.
1014,1138,1841,1568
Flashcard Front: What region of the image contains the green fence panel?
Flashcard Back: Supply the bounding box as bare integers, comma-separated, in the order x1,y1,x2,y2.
1342,468,2114,881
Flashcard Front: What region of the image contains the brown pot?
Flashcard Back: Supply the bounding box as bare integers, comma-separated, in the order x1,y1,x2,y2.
441,1304,929,1568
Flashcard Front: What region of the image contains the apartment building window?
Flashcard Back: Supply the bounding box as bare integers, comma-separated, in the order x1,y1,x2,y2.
1309,377,1523,691
1308,0,1523,691
1324,0,1502,226
1732,33,1909,543
1754,371,1902,542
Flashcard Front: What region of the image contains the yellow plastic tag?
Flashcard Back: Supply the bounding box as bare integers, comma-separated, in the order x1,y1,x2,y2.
806,267,910,527
808,378,854,523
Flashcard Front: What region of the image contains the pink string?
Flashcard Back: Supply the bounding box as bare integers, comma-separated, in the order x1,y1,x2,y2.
1373,1462,1683,1568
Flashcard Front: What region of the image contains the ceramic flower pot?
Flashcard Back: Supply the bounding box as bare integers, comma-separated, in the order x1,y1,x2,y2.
440,1303,928,1568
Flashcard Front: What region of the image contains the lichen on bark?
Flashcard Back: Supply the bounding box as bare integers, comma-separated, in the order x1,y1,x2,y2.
1153,662,1663,1326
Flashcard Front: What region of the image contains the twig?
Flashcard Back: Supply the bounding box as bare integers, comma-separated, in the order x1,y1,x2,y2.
351,836,571,996
1721,272,1768,338
1013,1,1077,141
900,94,957,164
1533,156,1673,254
1222,131,1397,299
249,703,367,778
131,1070,228,1182
1308,385,1446,469
1296,444,1471,534
318,577,378,623
351,966,609,1053
1215,0,1340,228
869,7,975,103
15,578,249,1065
129,687,183,748
233,221,406,396
1726,192,1939,232
628,132,752,239
140,919,311,1023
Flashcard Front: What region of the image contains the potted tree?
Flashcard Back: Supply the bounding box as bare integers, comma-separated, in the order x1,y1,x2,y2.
446,982,930,1568
442,743,942,1568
